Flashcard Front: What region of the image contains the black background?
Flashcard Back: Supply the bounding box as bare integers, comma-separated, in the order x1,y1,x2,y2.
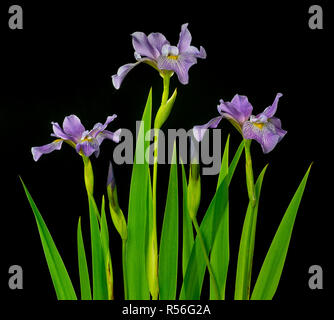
2,0,331,311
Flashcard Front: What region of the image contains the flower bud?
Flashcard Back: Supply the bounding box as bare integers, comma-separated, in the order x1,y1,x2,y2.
82,156,94,195
187,140,201,220
154,88,177,130
106,162,127,240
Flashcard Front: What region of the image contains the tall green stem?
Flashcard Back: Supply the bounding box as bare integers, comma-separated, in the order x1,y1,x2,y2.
148,73,171,300
244,139,256,208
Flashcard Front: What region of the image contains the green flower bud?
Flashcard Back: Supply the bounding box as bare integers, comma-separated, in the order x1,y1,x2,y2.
106,162,127,240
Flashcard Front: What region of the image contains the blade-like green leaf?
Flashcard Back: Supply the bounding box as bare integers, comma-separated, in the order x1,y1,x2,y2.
181,161,194,279
126,89,152,299
20,178,77,300
210,135,230,300
159,144,178,300
180,140,244,300
77,217,92,300
251,164,312,300
88,195,109,300
234,164,268,300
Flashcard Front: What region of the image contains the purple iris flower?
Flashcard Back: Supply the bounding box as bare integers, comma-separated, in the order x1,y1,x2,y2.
242,93,287,153
31,114,121,161
112,23,206,89
193,93,286,153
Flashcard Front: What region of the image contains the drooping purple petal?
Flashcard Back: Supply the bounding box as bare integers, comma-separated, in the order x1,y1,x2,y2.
262,93,283,118
131,32,157,60
193,116,223,142
31,139,64,161
242,121,281,153
112,61,141,90
62,115,86,141
147,32,169,56
269,117,287,141
96,129,122,145
218,95,253,126
76,138,100,158
177,23,192,53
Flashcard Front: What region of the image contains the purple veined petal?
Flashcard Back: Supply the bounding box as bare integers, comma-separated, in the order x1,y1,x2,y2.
89,115,117,138
177,23,192,53
31,139,64,161
242,121,280,153
131,32,158,60
51,122,72,140
157,53,196,84
76,138,100,158
193,116,223,142
269,117,287,141
183,45,207,59
147,32,170,57
96,128,122,145
262,93,283,118
62,115,86,141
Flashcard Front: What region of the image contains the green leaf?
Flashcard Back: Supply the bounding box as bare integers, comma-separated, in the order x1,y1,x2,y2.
77,217,92,300
126,89,152,299
234,164,268,300
210,135,230,300
181,161,194,279
159,144,178,300
251,164,312,300
20,178,77,300
180,140,244,300
88,195,109,300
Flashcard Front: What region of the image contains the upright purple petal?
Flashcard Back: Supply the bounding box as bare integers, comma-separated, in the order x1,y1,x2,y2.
177,23,192,53
131,32,157,60
89,115,117,138
218,95,253,126
262,93,283,118
51,122,72,140
31,139,64,161
193,116,223,141
62,115,86,141
147,32,169,57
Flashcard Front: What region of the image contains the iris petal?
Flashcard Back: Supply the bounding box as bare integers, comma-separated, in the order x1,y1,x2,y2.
62,115,86,140
193,116,223,141
31,139,64,161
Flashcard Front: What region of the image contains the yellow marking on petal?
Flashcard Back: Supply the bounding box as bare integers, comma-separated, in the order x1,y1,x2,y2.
253,123,264,130
168,55,178,60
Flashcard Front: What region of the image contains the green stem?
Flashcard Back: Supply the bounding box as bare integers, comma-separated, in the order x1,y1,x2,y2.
192,217,221,300
122,239,128,300
149,73,171,300
244,139,256,208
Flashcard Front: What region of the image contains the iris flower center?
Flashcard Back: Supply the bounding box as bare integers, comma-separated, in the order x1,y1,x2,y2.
168,55,178,60
253,123,264,130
